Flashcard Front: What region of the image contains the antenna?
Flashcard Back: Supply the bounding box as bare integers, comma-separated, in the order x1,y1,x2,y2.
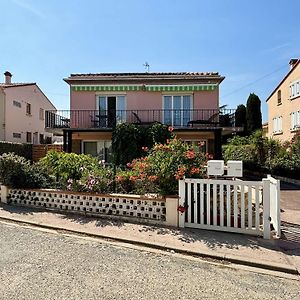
143,62,150,72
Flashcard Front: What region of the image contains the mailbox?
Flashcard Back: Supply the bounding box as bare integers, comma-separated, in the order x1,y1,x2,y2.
227,160,243,177
207,160,224,176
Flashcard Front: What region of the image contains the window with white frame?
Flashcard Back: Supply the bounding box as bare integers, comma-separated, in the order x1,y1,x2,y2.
82,140,112,162
290,80,300,99
163,95,192,126
96,95,126,126
272,116,282,134
290,111,300,131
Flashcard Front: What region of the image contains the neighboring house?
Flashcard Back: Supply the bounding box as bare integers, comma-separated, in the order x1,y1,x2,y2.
0,71,56,144
266,59,300,141
262,122,268,137
46,72,240,161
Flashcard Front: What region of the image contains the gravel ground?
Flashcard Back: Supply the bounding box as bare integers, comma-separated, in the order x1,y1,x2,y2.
0,222,299,300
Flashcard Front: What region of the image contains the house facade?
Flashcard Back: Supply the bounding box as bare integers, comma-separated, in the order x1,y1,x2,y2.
46,72,239,161
0,72,56,144
267,59,300,141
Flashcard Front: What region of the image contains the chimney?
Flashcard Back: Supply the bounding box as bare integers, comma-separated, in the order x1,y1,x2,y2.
289,59,298,70
4,71,12,84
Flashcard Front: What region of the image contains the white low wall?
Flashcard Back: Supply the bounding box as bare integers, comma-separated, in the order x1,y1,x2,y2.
1,186,179,227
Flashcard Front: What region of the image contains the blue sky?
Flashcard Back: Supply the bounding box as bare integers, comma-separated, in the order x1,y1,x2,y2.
1,0,299,121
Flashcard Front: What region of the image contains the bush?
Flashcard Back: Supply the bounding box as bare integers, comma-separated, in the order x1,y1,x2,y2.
116,138,207,195
0,153,53,188
112,122,172,165
0,141,32,160
40,151,101,189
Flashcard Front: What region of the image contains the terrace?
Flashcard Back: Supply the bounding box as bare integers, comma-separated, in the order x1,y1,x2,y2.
45,108,237,130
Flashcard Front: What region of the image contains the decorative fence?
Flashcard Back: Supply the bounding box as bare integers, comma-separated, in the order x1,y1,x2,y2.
0,176,280,239
178,176,280,239
4,188,173,225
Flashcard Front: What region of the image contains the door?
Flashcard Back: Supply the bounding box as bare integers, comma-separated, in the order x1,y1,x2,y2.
97,96,126,127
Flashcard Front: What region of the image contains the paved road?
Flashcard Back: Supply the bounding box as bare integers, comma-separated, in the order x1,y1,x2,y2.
0,222,299,300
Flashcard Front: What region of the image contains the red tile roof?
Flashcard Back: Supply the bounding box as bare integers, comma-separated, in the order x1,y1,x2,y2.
65,72,224,84
266,59,300,102
0,83,36,88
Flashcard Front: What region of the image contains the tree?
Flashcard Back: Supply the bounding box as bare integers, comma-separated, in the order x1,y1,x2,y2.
235,104,247,131
246,93,262,134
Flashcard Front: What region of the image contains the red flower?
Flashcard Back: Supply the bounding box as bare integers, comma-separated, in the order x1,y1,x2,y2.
168,126,174,132
190,167,200,174
148,175,158,182
129,176,138,182
186,150,196,159
126,162,132,168
116,176,125,182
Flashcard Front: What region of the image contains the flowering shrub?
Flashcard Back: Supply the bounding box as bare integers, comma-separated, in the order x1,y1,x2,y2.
66,164,116,193
115,138,208,195
40,151,101,188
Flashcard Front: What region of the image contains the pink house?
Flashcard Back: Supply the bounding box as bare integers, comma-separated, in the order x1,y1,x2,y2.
0,72,56,144
47,72,238,160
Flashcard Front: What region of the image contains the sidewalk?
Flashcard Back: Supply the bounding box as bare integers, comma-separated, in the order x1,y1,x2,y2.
0,203,299,276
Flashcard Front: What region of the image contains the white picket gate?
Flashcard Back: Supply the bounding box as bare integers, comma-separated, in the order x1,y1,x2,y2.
178,176,280,239
267,175,281,238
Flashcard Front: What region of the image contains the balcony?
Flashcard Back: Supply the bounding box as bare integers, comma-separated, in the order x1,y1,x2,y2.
45,109,236,130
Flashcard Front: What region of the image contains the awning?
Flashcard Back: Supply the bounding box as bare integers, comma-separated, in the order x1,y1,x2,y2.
72,84,217,92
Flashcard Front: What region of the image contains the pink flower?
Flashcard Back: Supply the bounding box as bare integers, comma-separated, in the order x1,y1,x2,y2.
168,126,174,132
142,146,149,152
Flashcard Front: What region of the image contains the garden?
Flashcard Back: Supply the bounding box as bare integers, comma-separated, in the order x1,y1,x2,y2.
0,123,209,196
223,130,300,179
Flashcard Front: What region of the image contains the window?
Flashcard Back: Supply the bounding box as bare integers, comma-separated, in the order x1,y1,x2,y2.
26,132,32,143
39,134,44,144
163,95,192,126
290,111,300,131
277,90,281,105
272,117,282,134
39,108,44,120
290,80,300,99
13,100,21,108
13,133,21,138
96,95,126,127
82,140,112,162
26,103,31,115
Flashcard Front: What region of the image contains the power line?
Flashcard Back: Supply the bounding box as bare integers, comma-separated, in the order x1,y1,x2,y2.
222,64,288,99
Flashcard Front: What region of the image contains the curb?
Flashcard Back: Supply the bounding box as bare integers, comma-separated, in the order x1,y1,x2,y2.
0,215,298,276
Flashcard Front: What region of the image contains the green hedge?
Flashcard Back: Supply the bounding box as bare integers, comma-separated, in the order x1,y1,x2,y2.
0,141,32,160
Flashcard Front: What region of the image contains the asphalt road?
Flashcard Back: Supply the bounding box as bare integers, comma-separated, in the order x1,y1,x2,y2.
0,222,299,300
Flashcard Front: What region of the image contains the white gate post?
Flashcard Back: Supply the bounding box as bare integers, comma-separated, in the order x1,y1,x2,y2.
262,178,271,239
178,180,185,228
1,185,8,204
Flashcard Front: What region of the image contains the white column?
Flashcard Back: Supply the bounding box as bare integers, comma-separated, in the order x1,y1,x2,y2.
178,180,185,228
1,185,8,204
165,197,179,227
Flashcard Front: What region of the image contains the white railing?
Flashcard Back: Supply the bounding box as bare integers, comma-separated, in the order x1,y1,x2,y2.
179,176,280,239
